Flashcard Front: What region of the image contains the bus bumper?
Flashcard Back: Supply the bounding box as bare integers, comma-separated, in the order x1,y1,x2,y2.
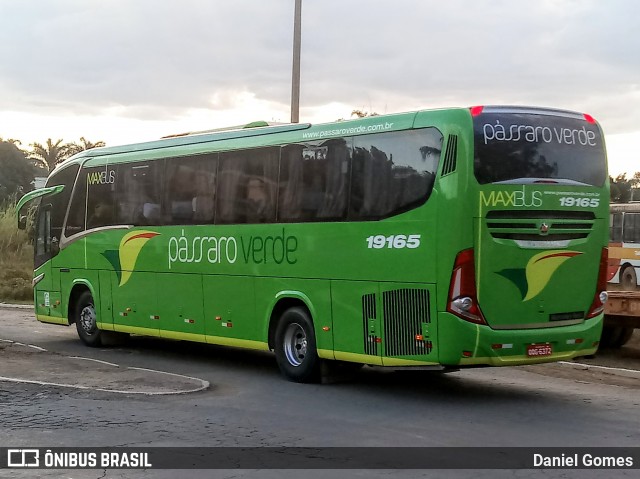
437,312,603,366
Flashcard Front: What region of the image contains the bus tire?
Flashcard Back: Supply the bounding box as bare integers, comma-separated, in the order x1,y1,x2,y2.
274,307,320,383
613,327,634,348
621,266,637,291
599,325,619,349
599,325,634,349
75,291,102,347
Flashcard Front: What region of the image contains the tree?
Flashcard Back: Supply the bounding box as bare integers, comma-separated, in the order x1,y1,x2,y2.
67,137,106,156
29,138,74,172
0,141,34,204
0,137,22,146
336,110,380,122
610,173,640,203
351,110,379,118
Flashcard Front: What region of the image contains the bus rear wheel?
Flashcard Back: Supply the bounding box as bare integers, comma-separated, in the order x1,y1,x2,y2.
75,291,103,347
274,307,320,383
600,325,634,349
621,266,637,291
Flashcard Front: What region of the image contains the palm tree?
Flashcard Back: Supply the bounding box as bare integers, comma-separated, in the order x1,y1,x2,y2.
29,139,74,172
0,137,22,146
67,137,106,156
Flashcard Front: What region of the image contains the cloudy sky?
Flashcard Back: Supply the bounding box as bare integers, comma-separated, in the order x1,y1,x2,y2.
1,0,638,175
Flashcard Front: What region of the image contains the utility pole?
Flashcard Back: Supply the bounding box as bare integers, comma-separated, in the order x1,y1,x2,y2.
291,0,302,123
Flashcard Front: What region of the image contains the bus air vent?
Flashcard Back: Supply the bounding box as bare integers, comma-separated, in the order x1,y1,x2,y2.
362,293,378,356
486,210,594,242
382,288,432,356
441,135,458,177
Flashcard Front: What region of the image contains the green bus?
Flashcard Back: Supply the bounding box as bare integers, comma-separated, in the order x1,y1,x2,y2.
18,106,609,382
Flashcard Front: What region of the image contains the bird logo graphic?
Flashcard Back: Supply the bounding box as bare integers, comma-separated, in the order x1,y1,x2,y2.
497,250,582,301
102,230,160,286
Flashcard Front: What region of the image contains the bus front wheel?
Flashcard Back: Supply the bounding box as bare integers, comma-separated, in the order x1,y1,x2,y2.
274,307,320,383
75,291,103,347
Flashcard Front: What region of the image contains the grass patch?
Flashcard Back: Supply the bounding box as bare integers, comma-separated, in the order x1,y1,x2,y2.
0,201,33,302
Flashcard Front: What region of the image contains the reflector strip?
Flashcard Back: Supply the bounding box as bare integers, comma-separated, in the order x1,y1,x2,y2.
491,343,513,349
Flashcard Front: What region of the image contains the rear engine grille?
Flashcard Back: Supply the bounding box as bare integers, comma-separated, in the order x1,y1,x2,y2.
486,210,595,242
382,289,432,356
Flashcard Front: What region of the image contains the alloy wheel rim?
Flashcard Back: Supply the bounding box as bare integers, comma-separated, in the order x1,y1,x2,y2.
79,304,97,335
283,322,307,367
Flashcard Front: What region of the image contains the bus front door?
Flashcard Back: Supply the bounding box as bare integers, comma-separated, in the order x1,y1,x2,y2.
33,204,64,323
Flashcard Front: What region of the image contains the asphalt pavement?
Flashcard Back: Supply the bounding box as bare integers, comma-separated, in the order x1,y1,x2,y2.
1,302,639,394
0,303,209,395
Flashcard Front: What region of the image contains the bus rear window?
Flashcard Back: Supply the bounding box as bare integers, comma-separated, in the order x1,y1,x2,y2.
473,110,606,186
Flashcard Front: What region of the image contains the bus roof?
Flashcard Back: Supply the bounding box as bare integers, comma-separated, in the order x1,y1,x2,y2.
69,121,312,161
54,107,482,170
55,105,576,171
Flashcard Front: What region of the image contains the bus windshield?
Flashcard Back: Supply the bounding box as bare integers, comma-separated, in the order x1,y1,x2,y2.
473,108,607,186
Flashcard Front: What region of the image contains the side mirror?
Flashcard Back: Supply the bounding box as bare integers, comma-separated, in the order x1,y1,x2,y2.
18,214,27,230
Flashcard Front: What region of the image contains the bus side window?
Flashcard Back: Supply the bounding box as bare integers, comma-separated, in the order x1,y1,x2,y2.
349,128,442,220
117,161,164,226
165,154,217,225
35,206,51,257
217,147,278,224
623,213,640,243
278,145,304,221
86,166,117,229
65,170,88,237
611,213,623,242
45,163,78,246
279,139,350,222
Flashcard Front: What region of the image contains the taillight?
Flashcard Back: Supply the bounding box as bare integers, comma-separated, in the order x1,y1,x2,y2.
586,247,609,319
470,105,484,117
583,113,597,124
447,249,487,325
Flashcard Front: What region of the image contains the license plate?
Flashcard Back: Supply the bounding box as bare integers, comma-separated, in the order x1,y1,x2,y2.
527,343,553,357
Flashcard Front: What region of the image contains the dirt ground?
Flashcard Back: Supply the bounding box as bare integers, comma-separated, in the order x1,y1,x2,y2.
522,329,640,389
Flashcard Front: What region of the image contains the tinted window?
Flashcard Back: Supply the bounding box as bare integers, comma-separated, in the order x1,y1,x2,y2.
217,147,279,224
278,138,351,222
35,208,51,258
85,166,117,229
65,165,119,236
474,111,606,186
166,154,218,225
349,129,442,219
44,164,78,245
610,213,623,242
65,170,87,237
117,161,164,225
623,213,640,243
